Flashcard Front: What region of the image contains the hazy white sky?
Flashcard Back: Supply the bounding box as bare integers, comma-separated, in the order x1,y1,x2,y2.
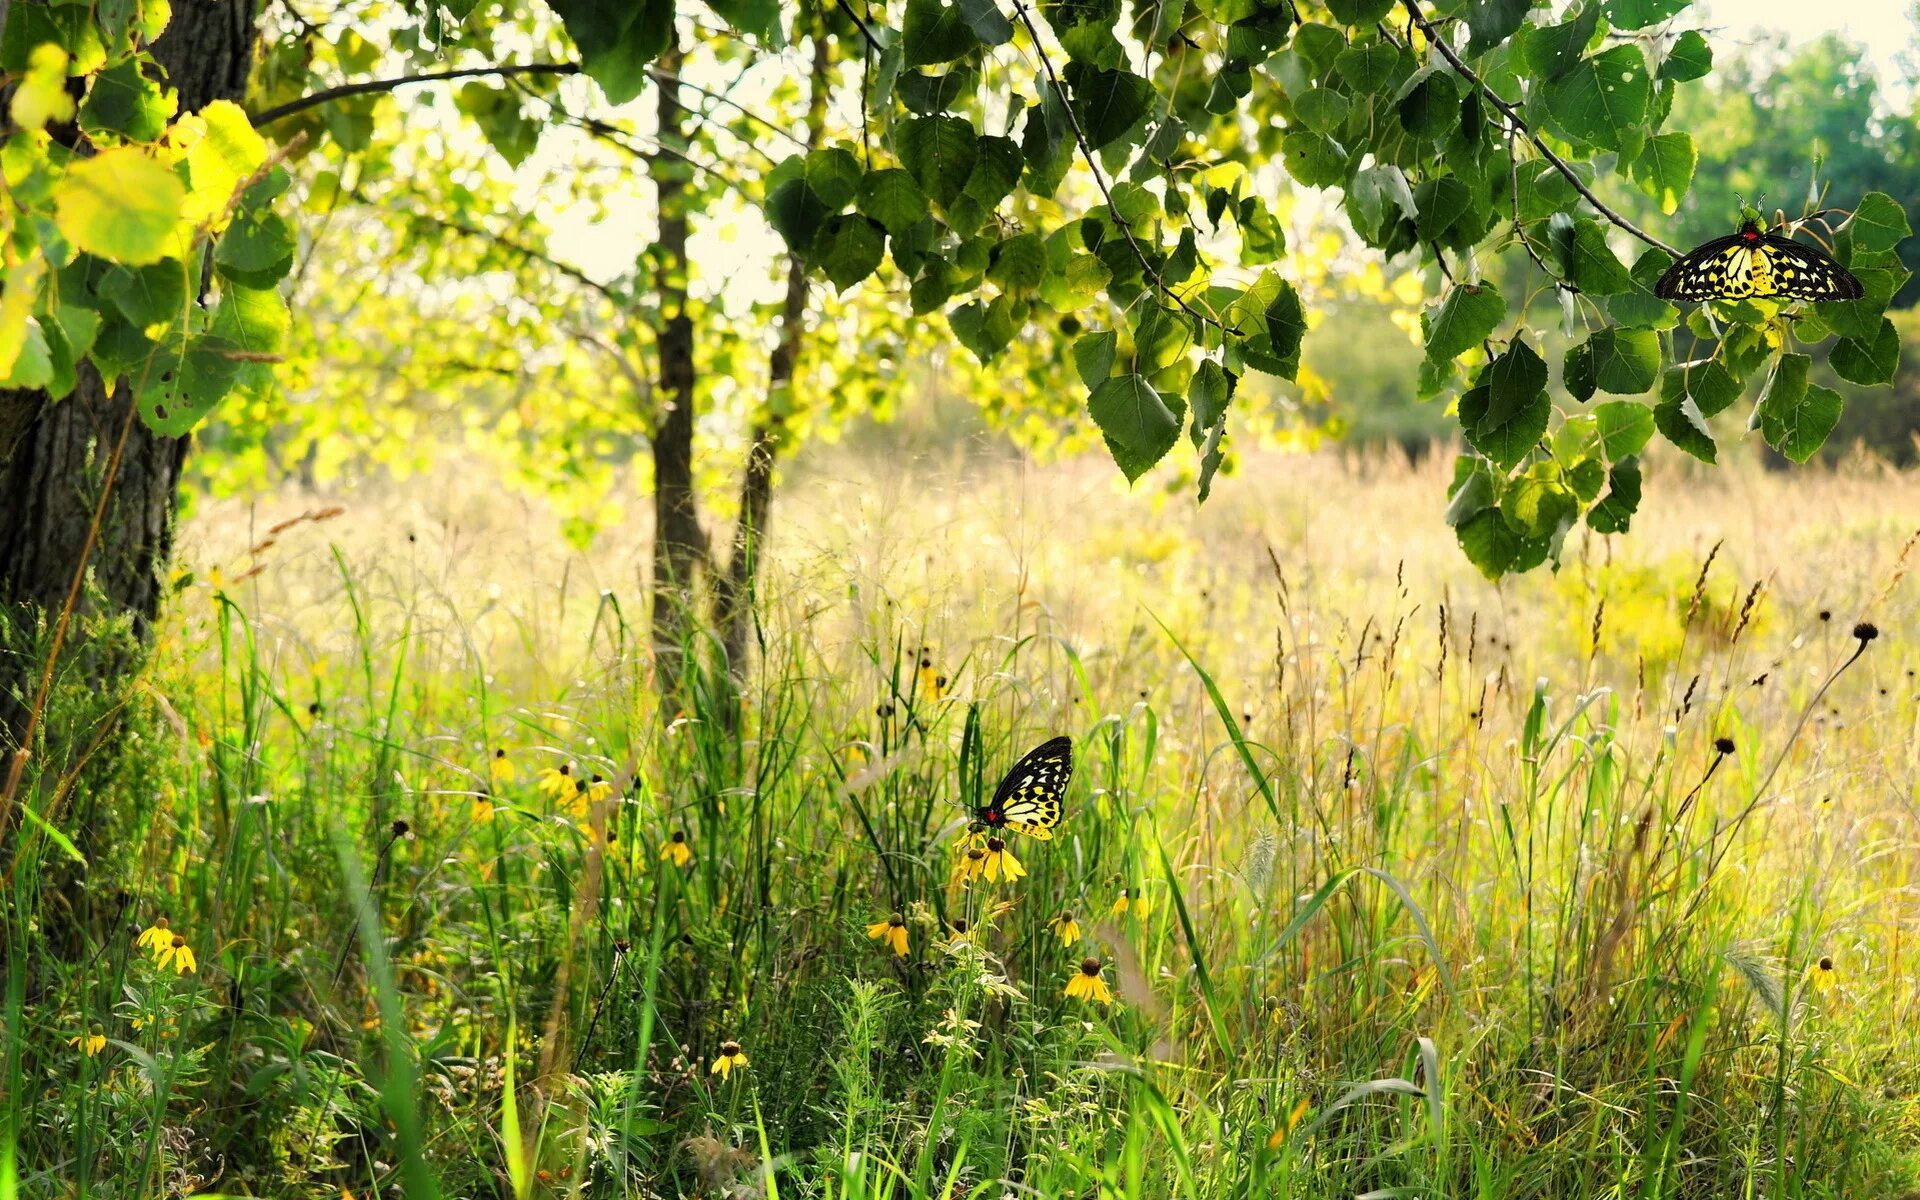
1700,0,1916,92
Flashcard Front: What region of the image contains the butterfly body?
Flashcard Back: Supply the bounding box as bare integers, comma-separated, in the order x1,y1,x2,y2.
1654,218,1863,303
976,735,1071,839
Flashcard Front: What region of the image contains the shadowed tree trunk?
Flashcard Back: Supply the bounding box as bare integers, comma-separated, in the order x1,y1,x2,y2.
0,2,262,746
711,22,831,677
648,42,707,703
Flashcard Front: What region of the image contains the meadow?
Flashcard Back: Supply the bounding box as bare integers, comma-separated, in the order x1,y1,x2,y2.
8,443,1920,1199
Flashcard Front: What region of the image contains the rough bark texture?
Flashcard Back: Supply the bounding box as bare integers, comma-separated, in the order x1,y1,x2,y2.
0,2,261,741
649,43,707,702
712,25,830,678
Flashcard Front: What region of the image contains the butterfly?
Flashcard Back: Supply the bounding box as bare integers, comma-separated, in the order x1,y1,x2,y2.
974,735,1071,839
1653,215,1863,303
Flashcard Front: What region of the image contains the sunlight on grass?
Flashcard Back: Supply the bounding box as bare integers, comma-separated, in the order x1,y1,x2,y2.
6,447,1920,1198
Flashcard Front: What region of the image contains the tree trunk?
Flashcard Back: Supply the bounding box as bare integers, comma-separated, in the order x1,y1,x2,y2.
0,2,261,744
648,43,707,703
711,22,831,678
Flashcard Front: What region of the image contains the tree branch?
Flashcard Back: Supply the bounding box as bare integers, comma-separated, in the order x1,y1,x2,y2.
835,0,886,52
1401,0,1682,259
1009,0,1232,335
252,62,581,126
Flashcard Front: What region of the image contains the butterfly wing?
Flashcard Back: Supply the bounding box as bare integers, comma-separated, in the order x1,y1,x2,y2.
1653,234,1746,301
979,735,1071,839
1755,234,1864,301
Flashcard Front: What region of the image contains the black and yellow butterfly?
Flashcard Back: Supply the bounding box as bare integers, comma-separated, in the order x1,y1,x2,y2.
975,735,1071,839
1654,214,1863,303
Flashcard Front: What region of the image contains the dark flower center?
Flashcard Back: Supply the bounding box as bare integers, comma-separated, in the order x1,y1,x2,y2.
1080,958,1101,976
987,836,1006,852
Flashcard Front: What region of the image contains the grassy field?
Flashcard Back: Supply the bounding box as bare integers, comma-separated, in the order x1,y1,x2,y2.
6,445,1920,1199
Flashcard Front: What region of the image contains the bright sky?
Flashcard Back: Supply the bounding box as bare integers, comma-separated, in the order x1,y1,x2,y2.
1700,0,1916,96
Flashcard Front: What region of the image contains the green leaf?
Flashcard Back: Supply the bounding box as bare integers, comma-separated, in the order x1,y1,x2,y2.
455,82,540,166
815,215,886,291
1654,394,1716,462
1445,455,1498,526
1518,6,1600,82
1563,339,1596,403
549,0,672,105
0,318,52,389
214,209,296,287
1630,132,1695,215
1593,400,1655,460
1659,30,1712,82
1065,63,1153,151
1456,508,1547,580
1756,353,1841,463
1544,45,1651,154
897,114,979,208
1280,130,1345,188
1292,86,1350,134
1829,317,1900,387
1604,0,1690,31
1188,358,1232,443
903,0,979,65
1587,458,1642,534
53,146,186,265
987,232,1046,291
803,147,864,210
134,332,248,436
1458,381,1548,469
1045,0,1125,67
1566,219,1635,295
1335,43,1409,95
1423,283,1505,363
857,167,930,235
1662,359,1740,417
1607,247,1680,330
79,57,175,142
1588,327,1659,394
1465,0,1531,57
1483,338,1548,432
1848,192,1911,254
948,295,1016,363
1074,329,1118,390
99,262,187,328
1503,463,1577,540
957,0,1015,44
704,0,783,39
1397,68,1459,140
1088,373,1183,482
1325,0,1395,24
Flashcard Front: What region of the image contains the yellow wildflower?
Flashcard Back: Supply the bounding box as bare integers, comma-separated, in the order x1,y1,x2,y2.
1111,888,1149,918
661,829,692,867
1809,955,1837,992
490,748,516,783
867,913,909,957
587,774,615,802
535,763,575,798
154,934,197,975
1064,957,1113,1005
980,836,1025,883
135,917,172,953
68,1025,106,1057
711,1039,748,1080
1048,912,1082,946
952,845,988,887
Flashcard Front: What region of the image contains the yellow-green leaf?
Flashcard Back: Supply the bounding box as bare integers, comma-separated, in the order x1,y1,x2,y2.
9,44,75,132
53,147,188,264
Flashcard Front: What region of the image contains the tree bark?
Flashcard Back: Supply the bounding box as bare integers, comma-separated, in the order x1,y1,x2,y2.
711,22,831,678
648,43,707,703
0,2,261,744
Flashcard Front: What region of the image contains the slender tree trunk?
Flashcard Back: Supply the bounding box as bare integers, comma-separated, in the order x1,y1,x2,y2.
0,2,261,744
648,43,707,703
711,22,832,677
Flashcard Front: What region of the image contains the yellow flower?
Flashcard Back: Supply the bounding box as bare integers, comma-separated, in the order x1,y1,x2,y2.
1110,889,1132,917
1809,955,1837,992
1064,957,1113,1005
536,763,575,798
916,651,948,701
867,913,909,957
1048,912,1082,946
952,845,988,887
944,917,973,946
490,748,516,783
661,829,692,867
980,836,1025,883
135,917,172,953
154,934,197,974
1111,888,1149,918
587,774,615,803
711,1039,748,1080
68,1026,106,1057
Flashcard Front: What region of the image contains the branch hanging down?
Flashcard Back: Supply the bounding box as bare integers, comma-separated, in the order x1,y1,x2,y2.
253,62,581,126
1401,0,1683,259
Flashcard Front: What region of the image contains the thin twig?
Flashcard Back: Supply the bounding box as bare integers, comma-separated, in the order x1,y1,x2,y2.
835,0,885,52
1402,0,1682,258
252,62,581,126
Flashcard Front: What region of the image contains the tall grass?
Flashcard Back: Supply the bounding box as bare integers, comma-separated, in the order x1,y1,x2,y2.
2,447,1918,1198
